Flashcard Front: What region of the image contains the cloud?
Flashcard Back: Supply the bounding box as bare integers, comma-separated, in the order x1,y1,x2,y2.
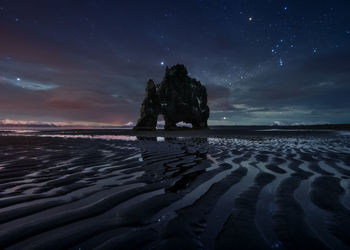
0,76,59,91
0,119,55,126
47,99,89,110
0,4,349,126
206,83,231,100
272,121,283,126
123,121,134,126
0,119,113,127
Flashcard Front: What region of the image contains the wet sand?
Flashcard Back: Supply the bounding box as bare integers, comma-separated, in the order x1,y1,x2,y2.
0,128,350,249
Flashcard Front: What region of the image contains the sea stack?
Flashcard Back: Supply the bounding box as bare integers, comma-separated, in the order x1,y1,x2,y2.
134,64,210,130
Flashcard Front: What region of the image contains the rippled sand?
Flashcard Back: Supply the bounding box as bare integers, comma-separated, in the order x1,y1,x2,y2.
0,131,350,249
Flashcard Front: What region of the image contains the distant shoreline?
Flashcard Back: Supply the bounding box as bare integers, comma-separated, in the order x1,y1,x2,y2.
1,124,349,130
1,124,349,139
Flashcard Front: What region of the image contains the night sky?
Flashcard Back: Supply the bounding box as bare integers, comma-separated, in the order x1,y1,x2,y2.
1,0,350,126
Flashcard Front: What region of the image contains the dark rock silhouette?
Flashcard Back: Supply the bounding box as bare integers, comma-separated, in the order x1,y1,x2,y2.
134,64,210,130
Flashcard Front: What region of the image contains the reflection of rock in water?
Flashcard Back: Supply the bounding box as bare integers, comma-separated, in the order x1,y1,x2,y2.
134,64,210,130
136,136,157,141
137,137,210,194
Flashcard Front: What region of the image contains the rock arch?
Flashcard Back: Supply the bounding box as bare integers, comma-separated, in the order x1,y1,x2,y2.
134,64,210,130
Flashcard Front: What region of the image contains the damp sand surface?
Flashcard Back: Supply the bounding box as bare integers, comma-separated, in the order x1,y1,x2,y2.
0,128,350,249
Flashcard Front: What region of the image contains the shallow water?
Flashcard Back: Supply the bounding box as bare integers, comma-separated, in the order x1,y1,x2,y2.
0,131,350,249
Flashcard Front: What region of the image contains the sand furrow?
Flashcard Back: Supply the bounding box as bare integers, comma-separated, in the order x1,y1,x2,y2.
273,175,329,249
0,182,166,248
215,172,276,250
155,167,248,249
310,176,350,247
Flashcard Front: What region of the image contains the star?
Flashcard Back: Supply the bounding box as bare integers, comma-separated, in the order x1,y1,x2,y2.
16,77,21,81
313,48,318,53
283,6,288,11
279,58,284,67
248,17,253,21
160,61,165,66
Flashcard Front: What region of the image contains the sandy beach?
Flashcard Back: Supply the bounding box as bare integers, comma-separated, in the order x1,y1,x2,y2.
0,128,350,249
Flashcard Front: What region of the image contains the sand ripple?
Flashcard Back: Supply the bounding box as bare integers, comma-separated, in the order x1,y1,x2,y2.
0,134,350,249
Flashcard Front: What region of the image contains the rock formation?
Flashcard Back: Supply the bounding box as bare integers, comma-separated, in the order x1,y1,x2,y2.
134,64,210,130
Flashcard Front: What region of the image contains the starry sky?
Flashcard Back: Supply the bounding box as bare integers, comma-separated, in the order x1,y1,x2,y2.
1,0,350,126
